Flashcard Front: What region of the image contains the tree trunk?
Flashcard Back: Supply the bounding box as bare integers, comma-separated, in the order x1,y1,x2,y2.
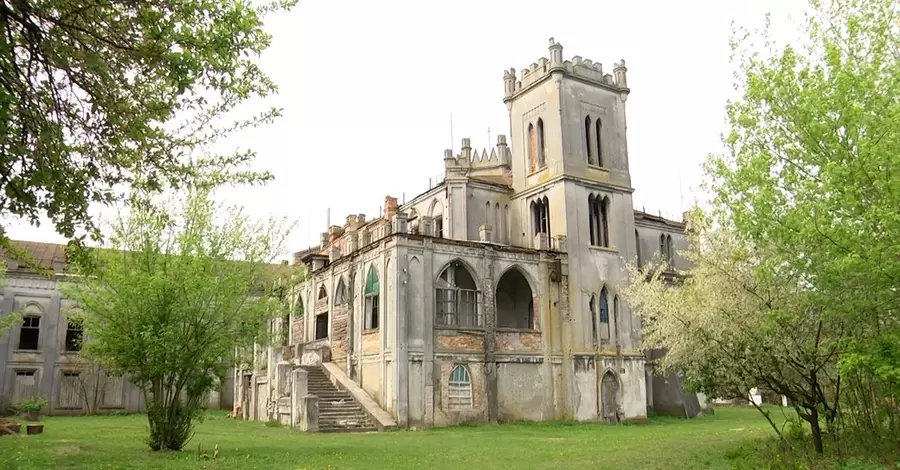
809,405,824,454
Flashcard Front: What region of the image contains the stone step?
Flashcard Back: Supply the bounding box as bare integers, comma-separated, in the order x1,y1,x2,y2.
319,427,377,433
320,411,368,417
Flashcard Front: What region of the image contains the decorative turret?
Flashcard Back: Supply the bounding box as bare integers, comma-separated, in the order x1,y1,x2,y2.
614,60,629,91
548,37,563,65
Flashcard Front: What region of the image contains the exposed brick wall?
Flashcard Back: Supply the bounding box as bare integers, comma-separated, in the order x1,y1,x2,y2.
436,331,485,351
291,317,305,345
331,304,349,359
362,330,380,354
496,331,542,351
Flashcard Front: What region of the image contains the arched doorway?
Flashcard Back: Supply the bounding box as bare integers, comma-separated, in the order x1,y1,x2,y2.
495,267,534,329
600,371,620,423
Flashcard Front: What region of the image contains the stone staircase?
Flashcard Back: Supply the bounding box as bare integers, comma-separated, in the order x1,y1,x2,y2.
300,366,376,433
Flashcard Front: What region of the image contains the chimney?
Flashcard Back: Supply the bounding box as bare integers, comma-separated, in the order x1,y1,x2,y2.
384,196,399,220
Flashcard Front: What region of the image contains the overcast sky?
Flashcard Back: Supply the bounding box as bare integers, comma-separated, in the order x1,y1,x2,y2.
4,0,808,253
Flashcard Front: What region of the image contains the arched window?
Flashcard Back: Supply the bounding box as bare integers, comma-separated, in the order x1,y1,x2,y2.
527,123,537,172
659,234,668,262
531,197,550,237
364,266,379,330
496,267,535,329
317,285,327,301
503,205,510,244
485,201,492,229
595,118,603,166
335,278,348,305
584,115,594,165
590,294,598,347
635,229,641,266
537,118,546,168
613,295,620,342
494,203,502,244
448,365,473,410
436,261,480,326
599,287,610,342
588,195,610,247
666,235,674,265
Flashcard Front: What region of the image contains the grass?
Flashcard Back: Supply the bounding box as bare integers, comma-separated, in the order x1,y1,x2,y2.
0,406,803,469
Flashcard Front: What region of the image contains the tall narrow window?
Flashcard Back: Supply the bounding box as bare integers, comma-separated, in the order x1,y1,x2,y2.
666,235,674,265
585,115,594,165
64,320,83,352
613,295,620,342
528,123,537,172
434,215,444,238
599,287,610,341
485,201,492,228
590,294,598,346
315,313,328,340
600,197,610,247
494,203,502,243
635,229,642,266
364,266,380,330
595,119,604,166
659,234,667,262
531,197,550,236
537,118,546,168
18,316,40,350
448,365,473,410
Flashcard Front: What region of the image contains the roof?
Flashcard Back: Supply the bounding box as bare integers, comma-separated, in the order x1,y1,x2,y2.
2,240,70,273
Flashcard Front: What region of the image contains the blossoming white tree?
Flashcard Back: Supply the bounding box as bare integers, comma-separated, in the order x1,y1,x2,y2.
622,208,843,454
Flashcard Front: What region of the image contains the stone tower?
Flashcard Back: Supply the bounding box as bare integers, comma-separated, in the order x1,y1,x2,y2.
503,38,645,420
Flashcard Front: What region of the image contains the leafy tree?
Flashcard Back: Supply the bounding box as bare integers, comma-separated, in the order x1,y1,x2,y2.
705,0,900,445
0,0,296,261
0,261,23,333
62,188,296,451
623,209,843,454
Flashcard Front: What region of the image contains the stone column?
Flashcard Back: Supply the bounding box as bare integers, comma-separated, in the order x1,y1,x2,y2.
290,369,308,428
299,395,319,432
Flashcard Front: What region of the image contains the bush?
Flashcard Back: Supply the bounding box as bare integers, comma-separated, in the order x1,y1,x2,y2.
15,397,48,413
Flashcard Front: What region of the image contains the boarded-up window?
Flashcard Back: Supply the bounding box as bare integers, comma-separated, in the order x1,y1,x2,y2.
58,372,81,408
528,123,537,172
103,374,124,408
448,365,473,410
12,370,38,403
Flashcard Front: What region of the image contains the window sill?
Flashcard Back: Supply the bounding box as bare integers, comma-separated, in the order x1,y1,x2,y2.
435,325,486,333
60,350,81,355
526,165,548,177
495,327,541,334
362,329,380,335
586,164,609,172
13,349,42,354
589,245,618,254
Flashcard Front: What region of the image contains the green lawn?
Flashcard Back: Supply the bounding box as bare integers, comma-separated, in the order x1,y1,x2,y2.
0,406,791,469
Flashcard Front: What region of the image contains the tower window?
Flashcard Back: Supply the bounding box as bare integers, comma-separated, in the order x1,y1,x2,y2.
599,286,610,342
531,196,550,237
585,115,595,165
595,119,604,166
635,229,641,265
588,194,610,247
528,123,538,173
537,118,546,168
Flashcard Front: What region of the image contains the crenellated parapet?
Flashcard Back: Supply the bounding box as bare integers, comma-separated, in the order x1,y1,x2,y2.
443,135,511,172
503,37,629,102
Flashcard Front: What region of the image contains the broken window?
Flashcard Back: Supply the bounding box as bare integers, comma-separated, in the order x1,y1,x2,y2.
448,365,473,410
315,312,328,340
495,267,534,329
531,196,550,237
588,194,610,247
435,261,480,327
364,266,379,330
335,278,348,305
18,315,40,350
64,319,83,352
